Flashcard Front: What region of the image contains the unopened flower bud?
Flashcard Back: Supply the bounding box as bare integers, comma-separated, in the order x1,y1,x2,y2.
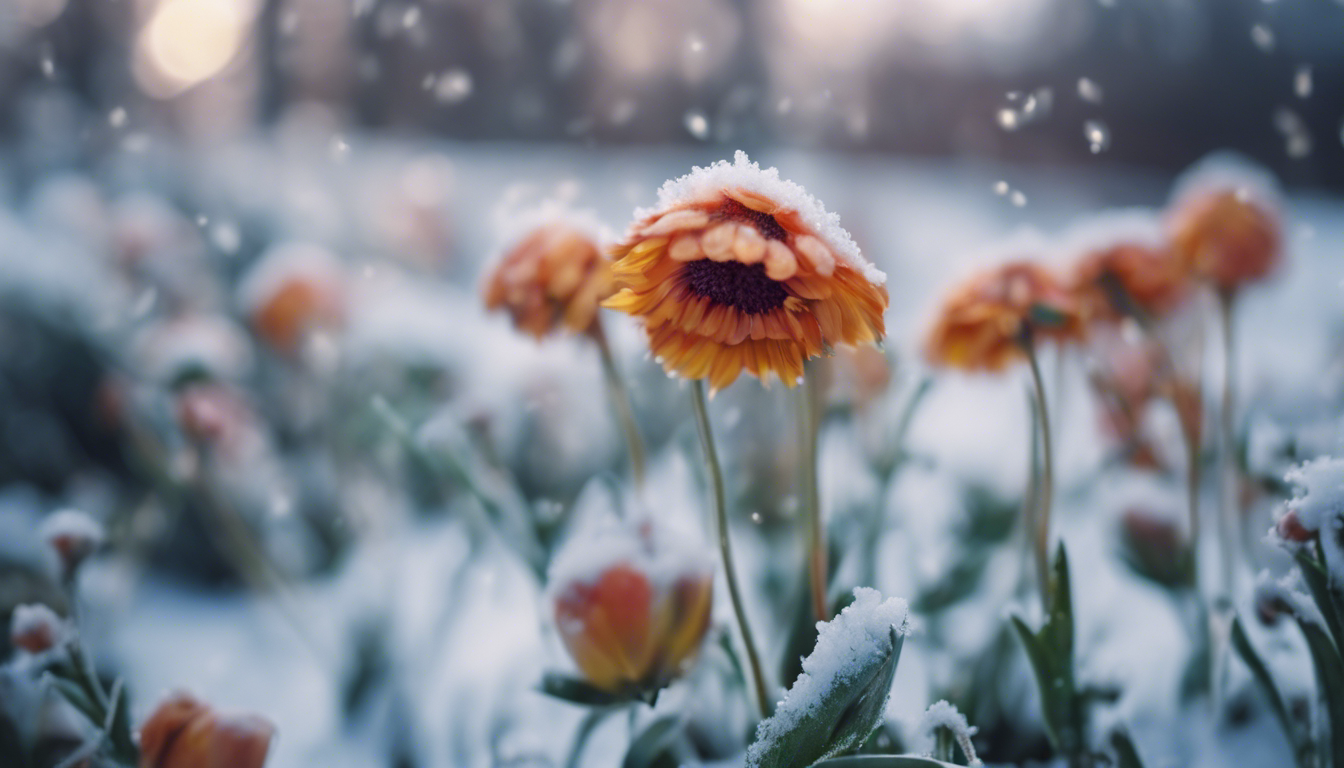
41,509,105,578
139,691,275,768
1120,508,1192,587
238,242,345,355
549,521,713,695
9,603,63,654
1275,509,1315,544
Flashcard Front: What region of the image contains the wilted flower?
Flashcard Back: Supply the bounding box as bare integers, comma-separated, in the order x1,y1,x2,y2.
549,520,713,695
481,221,615,339
1167,163,1282,293
41,509,105,578
139,691,275,768
237,242,345,353
9,603,63,654
603,152,888,392
925,261,1084,371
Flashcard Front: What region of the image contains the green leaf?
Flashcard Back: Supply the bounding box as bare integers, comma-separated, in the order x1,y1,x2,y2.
1110,729,1145,768
812,757,959,767
1230,617,1307,768
622,716,682,768
1297,617,1344,768
748,629,904,768
539,672,631,708
1009,544,1084,760
1295,551,1344,652
45,675,101,726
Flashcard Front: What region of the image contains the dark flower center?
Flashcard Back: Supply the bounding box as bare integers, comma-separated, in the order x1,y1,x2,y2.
682,259,789,315
716,199,787,241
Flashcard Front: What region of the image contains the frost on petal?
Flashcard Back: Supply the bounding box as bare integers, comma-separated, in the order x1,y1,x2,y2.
746,587,910,768
635,151,885,286
10,603,64,654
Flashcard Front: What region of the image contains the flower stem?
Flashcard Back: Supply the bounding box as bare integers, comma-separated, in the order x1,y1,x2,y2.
796,370,828,622
592,321,647,492
1024,341,1054,607
690,380,771,718
1216,290,1239,602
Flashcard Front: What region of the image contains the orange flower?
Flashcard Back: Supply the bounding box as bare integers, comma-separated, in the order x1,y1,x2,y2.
482,222,615,339
1070,241,1188,322
603,152,888,392
925,261,1085,372
139,691,274,768
238,243,345,354
1168,186,1280,294
550,522,713,694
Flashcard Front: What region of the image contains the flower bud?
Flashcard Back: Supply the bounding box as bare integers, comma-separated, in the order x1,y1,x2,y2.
139,691,275,768
549,521,713,694
1275,508,1315,544
9,603,63,654
1120,508,1192,587
238,242,345,354
41,509,105,579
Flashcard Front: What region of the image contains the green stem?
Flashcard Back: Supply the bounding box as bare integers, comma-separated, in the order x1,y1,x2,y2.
689,381,771,718
592,321,647,493
1024,341,1054,608
796,371,827,622
1216,289,1239,602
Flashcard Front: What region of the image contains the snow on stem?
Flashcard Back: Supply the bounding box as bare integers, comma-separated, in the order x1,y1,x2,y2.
689,380,771,717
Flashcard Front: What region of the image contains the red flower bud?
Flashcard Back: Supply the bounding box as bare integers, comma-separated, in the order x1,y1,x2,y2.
550,522,713,693
139,691,275,768
9,603,63,654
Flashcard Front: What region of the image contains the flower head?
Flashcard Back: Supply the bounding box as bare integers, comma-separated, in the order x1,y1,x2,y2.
925,261,1084,372
481,220,615,339
237,242,345,354
1167,159,1282,293
41,509,104,578
139,691,275,768
9,603,63,654
603,152,887,392
548,520,713,695
1064,212,1189,322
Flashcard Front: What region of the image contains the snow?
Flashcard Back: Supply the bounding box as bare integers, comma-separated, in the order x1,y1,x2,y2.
1054,207,1166,259
635,150,886,286
918,699,981,767
236,241,345,317
1277,456,1344,583
1254,569,1325,628
1168,151,1282,217
9,603,64,653
40,509,105,556
545,517,713,596
746,587,909,764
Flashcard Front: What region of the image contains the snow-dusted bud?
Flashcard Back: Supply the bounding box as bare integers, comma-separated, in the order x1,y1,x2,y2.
1275,508,1315,544
9,604,63,654
139,691,275,768
1167,156,1282,294
237,242,345,355
41,509,105,579
549,520,713,695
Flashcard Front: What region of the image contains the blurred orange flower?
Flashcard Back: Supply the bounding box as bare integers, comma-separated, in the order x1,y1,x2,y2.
139,691,274,768
238,243,345,354
603,152,887,392
482,222,615,339
1070,242,1189,322
550,525,712,694
925,261,1084,372
1168,189,1280,293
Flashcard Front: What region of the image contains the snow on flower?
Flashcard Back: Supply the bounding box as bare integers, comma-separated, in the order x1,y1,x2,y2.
1273,456,1344,582
918,699,982,767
